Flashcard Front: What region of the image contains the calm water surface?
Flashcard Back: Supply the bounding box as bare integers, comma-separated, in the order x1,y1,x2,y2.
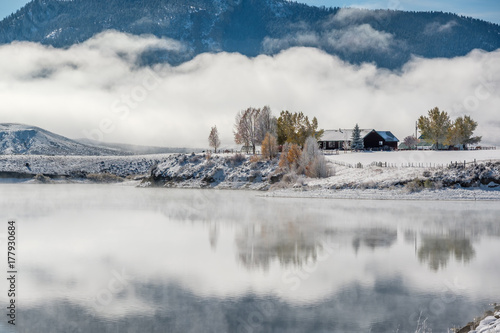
0,184,499,333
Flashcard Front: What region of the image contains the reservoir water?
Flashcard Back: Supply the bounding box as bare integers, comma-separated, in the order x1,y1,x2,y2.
0,184,499,332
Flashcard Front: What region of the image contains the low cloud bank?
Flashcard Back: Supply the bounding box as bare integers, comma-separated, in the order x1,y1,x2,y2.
0,31,499,148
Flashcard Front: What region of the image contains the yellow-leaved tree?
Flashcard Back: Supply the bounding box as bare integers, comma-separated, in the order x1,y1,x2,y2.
261,133,278,160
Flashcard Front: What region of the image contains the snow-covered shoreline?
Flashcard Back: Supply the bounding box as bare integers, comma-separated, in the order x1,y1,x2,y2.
265,187,500,201
0,154,168,180
456,304,500,333
1,151,500,201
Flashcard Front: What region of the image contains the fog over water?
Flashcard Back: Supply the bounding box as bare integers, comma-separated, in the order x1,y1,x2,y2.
0,184,499,332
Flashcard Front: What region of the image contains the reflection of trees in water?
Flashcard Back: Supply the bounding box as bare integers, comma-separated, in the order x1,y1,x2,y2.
236,224,401,270
235,222,326,271
209,222,219,250
352,229,397,254
418,234,475,271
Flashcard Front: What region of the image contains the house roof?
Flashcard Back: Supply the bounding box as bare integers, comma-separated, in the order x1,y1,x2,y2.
320,129,374,142
376,131,399,142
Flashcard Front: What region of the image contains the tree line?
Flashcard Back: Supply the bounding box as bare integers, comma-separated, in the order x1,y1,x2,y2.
410,107,481,150
209,105,482,157
209,106,323,155
208,106,330,178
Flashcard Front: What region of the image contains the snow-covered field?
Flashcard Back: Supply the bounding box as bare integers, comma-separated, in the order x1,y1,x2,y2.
325,149,500,167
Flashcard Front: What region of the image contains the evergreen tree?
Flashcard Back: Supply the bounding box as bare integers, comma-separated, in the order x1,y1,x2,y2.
351,124,364,151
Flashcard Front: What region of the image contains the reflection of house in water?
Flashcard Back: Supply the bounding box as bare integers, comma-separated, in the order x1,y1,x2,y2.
418,234,475,271
235,223,325,271
352,228,398,254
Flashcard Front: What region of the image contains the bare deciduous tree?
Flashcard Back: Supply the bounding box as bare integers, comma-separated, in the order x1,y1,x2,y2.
403,135,419,150
208,125,221,153
257,105,277,139
234,107,261,154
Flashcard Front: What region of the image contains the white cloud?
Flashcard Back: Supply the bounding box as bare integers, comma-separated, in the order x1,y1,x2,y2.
326,24,394,52
263,24,393,54
424,20,458,34
329,7,391,26
0,32,499,148
262,32,321,53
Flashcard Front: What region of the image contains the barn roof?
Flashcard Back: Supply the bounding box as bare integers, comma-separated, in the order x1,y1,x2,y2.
320,129,374,141
376,131,399,142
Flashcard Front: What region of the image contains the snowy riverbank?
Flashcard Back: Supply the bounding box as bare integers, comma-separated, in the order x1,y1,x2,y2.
1,151,500,201
266,187,500,201
143,153,280,190
0,154,167,181
456,304,500,333
138,151,500,200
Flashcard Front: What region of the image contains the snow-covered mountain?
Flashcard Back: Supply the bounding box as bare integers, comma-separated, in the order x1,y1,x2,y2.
0,123,123,156
76,138,202,155
1,0,499,69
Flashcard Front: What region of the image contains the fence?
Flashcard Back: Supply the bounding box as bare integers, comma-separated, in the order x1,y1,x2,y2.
367,160,482,169
330,160,355,168
327,160,486,170
206,149,261,155
472,146,496,150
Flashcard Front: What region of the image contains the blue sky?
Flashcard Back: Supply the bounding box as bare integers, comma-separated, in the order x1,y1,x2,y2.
1,0,499,24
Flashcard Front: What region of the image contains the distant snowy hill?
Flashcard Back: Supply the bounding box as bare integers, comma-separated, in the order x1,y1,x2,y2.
0,123,124,156
76,138,202,155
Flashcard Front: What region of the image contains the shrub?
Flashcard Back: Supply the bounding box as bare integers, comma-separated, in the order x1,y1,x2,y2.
282,172,298,184
249,155,261,163
279,143,301,171
189,154,202,163
294,176,306,187
33,174,52,183
298,137,330,178
86,173,124,183
250,161,260,170
227,153,246,165
405,178,424,192
305,155,331,178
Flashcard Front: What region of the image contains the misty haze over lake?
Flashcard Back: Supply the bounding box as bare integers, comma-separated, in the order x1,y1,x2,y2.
0,184,499,332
